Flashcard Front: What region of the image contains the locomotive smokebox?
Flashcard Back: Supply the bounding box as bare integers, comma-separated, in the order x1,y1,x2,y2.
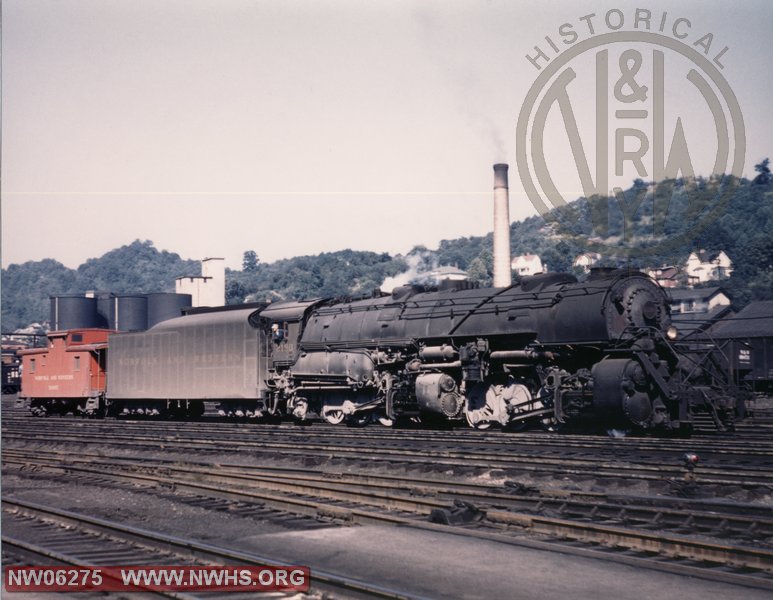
493,163,512,288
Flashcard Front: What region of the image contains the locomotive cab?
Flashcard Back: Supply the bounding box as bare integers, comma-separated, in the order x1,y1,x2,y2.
251,299,326,419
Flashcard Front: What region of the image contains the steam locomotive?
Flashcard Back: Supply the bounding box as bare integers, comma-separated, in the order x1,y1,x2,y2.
261,268,716,433
19,269,739,434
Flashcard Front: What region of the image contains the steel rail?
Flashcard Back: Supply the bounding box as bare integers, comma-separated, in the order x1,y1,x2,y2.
0,536,189,600
6,449,773,541
5,455,773,591
7,445,773,518
2,499,430,600
7,414,773,455
4,428,773,488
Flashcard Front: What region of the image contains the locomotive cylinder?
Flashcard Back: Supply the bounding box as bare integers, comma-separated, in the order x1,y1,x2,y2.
415,373,464,417
591,359,655,426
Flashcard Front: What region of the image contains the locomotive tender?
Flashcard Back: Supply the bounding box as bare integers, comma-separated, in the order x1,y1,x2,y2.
106,305,268,418
20,268,733,434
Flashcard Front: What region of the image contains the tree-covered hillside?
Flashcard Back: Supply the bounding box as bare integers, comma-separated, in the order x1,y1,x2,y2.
420,173,773,306
225,250,406,305
2,173,772,331
1,241,199,331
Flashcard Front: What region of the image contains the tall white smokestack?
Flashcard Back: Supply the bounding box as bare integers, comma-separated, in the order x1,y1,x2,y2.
493,163,512,288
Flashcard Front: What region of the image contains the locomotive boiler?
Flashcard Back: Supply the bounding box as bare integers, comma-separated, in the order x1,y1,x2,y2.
261,269,692,432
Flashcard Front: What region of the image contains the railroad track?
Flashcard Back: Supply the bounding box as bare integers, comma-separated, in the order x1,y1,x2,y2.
6,392,773,435
2,501,191,600
6,447,773,543
6,412,773,459
4,447,773,592
2,497,424,599
4,422,773,491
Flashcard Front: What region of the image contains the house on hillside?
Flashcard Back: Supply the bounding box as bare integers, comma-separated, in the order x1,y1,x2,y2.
511,254,544,276
668,287,734,338
685,250,733,285
572,252,603,273
645,265,680,288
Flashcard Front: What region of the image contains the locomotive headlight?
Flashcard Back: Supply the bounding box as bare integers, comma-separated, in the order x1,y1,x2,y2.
666,326,678,340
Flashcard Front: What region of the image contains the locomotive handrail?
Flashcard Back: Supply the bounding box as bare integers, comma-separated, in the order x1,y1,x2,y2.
301,338,417,351
673,336,735,387
314,286,611,316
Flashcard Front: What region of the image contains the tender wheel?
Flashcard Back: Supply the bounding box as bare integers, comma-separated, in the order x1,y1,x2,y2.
187,401,205,419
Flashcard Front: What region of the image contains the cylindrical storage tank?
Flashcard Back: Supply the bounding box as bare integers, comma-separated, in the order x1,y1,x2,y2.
109,295,148,332
146,293,192,328
50,296,104,330
96,293,115,326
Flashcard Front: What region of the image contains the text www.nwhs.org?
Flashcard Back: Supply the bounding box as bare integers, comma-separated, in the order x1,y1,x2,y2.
4,566,310,592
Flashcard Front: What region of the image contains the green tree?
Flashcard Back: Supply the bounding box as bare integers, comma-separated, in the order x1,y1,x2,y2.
1,259,77,330
242,250,260,272
467,257,490,286
754,158,771,185
226,280,248,305
75,240,198,292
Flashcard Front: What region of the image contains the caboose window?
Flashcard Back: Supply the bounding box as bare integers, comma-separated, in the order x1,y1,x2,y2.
74,356,81,371
30,359,35,373
71,334,83,342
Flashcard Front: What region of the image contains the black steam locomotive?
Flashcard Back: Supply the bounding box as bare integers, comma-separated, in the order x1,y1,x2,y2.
256,268,716,433
21,269,738,434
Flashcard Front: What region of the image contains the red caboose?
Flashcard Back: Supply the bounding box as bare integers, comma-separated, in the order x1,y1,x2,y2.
19,329,112,416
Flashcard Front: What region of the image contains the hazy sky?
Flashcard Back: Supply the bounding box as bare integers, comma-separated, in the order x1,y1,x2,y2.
3,0,772,270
